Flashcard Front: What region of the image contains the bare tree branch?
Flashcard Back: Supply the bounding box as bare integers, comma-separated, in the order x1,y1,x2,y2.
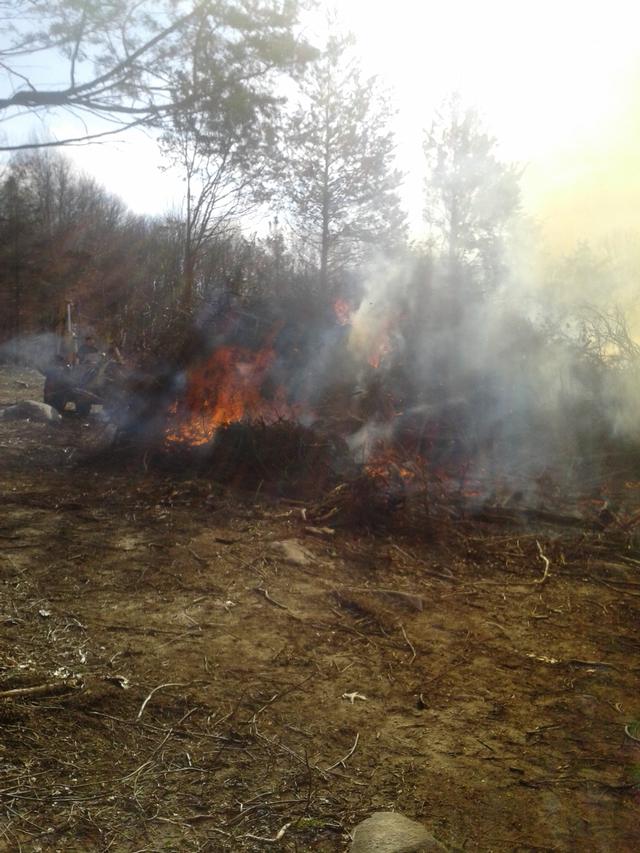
0,119,149,150
0,0,310,149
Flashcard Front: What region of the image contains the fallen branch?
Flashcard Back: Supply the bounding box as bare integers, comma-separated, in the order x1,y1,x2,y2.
624,724,640,744
248,673,314,723
597,579,640,598
136,682,188,721
0,678,83,700
534,541,551,584
254,587,289,611
325,732,360,772
400,624,416,664
186,546,208,565
304,525,335,537
390,544,455,580
239,822,292,843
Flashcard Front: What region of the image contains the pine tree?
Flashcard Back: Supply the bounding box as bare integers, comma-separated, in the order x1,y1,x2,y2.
281,33,406,292
423,95,521,294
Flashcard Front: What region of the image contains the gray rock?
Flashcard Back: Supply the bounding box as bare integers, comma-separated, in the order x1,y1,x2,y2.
351,812,446,853
374,589,424,612
269,539,315,566
1,400,61,423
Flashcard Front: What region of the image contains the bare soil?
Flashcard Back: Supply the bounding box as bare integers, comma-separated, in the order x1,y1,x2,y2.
0,365,638,852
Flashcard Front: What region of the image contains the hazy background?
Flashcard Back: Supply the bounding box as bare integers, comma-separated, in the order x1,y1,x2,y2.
4,0,639,328
36,0,636,251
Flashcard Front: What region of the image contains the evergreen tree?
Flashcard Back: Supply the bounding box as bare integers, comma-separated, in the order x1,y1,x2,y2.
0,0,311,150
423,95,521,294
281,33,406,292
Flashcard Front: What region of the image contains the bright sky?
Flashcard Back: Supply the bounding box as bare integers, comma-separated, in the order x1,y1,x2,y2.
22,0,640,253
339,0,640,250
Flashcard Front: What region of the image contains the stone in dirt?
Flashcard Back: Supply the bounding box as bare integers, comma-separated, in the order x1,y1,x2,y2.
355,588,424,612
351,812,447,853
1,400,61,423
269,539,315,566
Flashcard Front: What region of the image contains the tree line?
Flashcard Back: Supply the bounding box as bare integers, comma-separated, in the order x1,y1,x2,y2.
0,30,519,350
0,0,633,391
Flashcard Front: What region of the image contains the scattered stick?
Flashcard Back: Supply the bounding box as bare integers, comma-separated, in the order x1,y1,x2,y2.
565,658,618,670
239,822,292,843
325,732,360,772
254,587,289,611
248,673,314,722
136,682,188,721
400,624,416,664
252,724,329,780
534,541,551,585
624,724,640,744
485,620,512,640
342,692,367,704
597,579,640,598
0,679,83,701
182,816,230,830
390,543,455,580
186,546,208,565
304,526,335,537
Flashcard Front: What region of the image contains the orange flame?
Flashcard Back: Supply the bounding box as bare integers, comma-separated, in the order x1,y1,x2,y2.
334,298,353,326
363,441,420,484
368,331,393,369
167,344,300,445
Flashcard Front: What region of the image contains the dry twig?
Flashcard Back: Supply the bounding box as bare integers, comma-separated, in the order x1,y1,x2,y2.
0,678,83,700
238,821,292,843
254,586,289,610
325,732,360,772
624,724,640,744
400,624,416,664
534,540,551,584
136,682,188,721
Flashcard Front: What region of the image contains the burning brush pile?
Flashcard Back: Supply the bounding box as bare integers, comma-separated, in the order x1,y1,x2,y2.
150,326,358,500
145,303,460,522
112,275,640,533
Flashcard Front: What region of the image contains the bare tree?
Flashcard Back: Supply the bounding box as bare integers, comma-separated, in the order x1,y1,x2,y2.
0,148,141,341
578,306,640,368
162,65,279,310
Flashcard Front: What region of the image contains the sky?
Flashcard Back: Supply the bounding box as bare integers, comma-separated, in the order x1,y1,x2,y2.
5,0,640,255
338,0,640,252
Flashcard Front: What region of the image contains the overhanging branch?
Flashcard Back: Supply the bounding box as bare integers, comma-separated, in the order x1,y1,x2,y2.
0,118,149,151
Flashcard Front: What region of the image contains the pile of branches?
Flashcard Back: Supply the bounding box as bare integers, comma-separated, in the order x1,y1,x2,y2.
140,419,353,497
202,420,354,494
307,458,457,533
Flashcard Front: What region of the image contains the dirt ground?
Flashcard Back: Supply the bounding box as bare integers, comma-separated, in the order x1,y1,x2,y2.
0,365,638,852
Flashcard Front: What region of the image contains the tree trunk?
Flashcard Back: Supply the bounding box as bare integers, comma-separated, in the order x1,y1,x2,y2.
319,100,331,292
183,169,195,314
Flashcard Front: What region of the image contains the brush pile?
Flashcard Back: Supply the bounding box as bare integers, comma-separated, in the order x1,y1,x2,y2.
158,419,353,495
203,420,353,493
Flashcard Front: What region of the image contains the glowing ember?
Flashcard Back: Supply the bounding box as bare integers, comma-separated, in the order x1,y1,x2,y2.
368,330,393,368
334,298,353,326
167,344,301,445
364,442,421,484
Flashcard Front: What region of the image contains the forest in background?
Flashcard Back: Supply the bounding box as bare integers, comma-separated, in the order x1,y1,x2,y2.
1,0,640,465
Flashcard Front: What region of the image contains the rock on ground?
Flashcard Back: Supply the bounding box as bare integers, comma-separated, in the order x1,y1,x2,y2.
351,812,447,853
1,400,61,423
269,539,315,566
